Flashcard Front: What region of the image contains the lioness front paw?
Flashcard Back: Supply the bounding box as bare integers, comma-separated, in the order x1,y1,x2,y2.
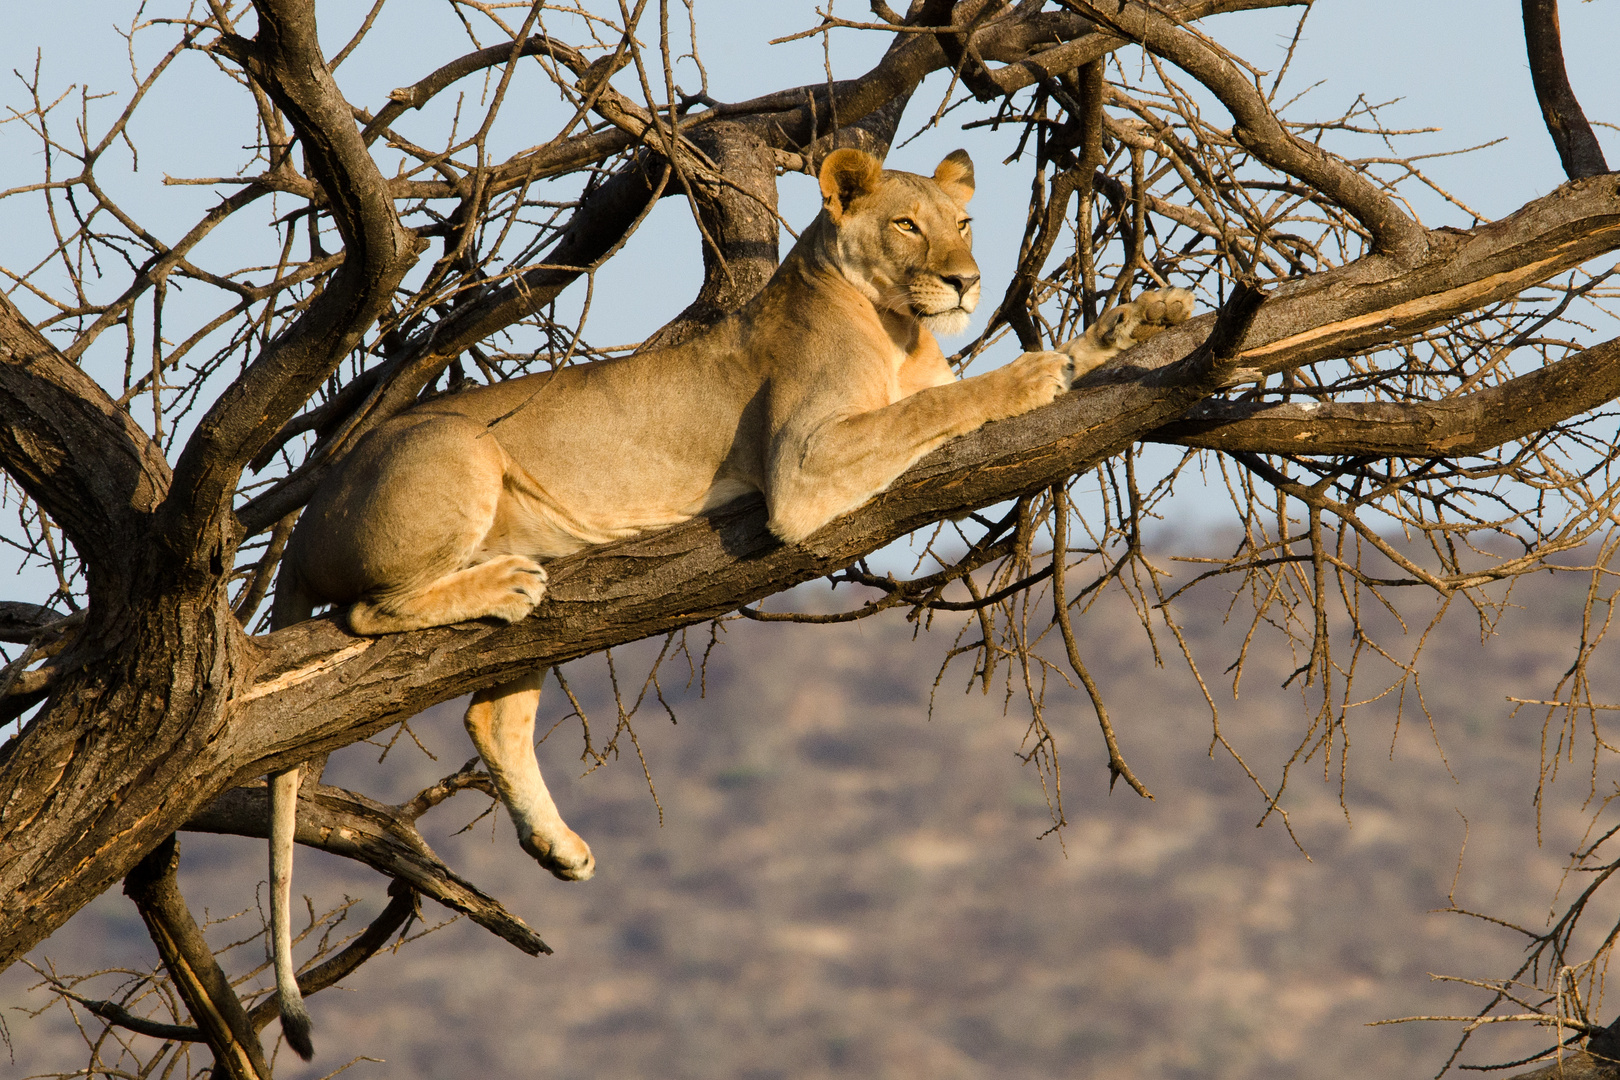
1095,287,1195,349
521,826,596,881
479,555,548,623
993,348,1072,419
1061,286,1196,379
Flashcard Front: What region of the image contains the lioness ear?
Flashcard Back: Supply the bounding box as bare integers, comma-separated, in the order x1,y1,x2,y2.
933,149,975,206
818,148,883,222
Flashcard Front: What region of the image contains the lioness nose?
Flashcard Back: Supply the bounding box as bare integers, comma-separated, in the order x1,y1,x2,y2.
944,272,979,295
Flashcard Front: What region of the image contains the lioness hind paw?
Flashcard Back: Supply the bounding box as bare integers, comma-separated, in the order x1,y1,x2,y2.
522,828,596,881
479,556,548,623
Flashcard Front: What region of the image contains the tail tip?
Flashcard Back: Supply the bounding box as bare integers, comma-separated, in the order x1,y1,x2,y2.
280,1000,315,1061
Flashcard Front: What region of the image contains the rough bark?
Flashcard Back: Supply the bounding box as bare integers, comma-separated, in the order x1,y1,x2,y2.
1150,333,1620,457
1509,1051,1620,1080
0,290,169,581
0,586,244,982
637,121,781,351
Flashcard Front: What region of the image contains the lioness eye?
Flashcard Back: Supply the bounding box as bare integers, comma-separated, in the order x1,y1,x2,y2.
893,218,917,232
958,217,972,233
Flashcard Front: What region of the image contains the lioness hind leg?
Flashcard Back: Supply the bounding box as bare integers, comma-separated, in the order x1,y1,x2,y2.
1061,286,1196,379
349,556,548,635
464,670,595,881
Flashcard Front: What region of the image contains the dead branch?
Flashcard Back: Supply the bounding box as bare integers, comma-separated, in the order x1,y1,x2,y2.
185,781,550,957
1522,0,1609,180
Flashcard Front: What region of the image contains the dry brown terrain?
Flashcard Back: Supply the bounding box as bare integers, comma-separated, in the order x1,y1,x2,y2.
6,548,1617,1079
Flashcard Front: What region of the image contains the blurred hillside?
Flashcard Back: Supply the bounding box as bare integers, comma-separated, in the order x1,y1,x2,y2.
6,550,1618,1079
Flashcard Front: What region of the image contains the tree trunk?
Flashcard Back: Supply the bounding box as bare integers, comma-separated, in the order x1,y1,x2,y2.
0,585,246,968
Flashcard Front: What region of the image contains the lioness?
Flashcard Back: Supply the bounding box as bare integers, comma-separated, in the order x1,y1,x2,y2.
266,147,1192,1056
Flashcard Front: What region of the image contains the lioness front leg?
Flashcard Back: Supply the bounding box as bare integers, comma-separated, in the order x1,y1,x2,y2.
1061,286,1195,380
766,348,1077,541
464,669,595,880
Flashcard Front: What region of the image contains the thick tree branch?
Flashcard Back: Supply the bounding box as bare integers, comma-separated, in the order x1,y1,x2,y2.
0,603,69,645
1150,333,1620,456
1523,0,1609,181
1090,174,1620,384
123,836,272,1080
0,292,170,577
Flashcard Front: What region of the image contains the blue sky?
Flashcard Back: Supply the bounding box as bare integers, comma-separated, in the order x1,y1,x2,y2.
0,0,1615,568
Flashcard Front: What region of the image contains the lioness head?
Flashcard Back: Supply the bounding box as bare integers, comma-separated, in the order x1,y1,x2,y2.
817,148,980,336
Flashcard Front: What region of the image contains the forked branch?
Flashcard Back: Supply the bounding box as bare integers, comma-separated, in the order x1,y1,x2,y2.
1058,0,1429,260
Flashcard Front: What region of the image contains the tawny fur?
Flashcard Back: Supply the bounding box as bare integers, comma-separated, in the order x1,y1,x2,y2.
266,147,1193,1056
